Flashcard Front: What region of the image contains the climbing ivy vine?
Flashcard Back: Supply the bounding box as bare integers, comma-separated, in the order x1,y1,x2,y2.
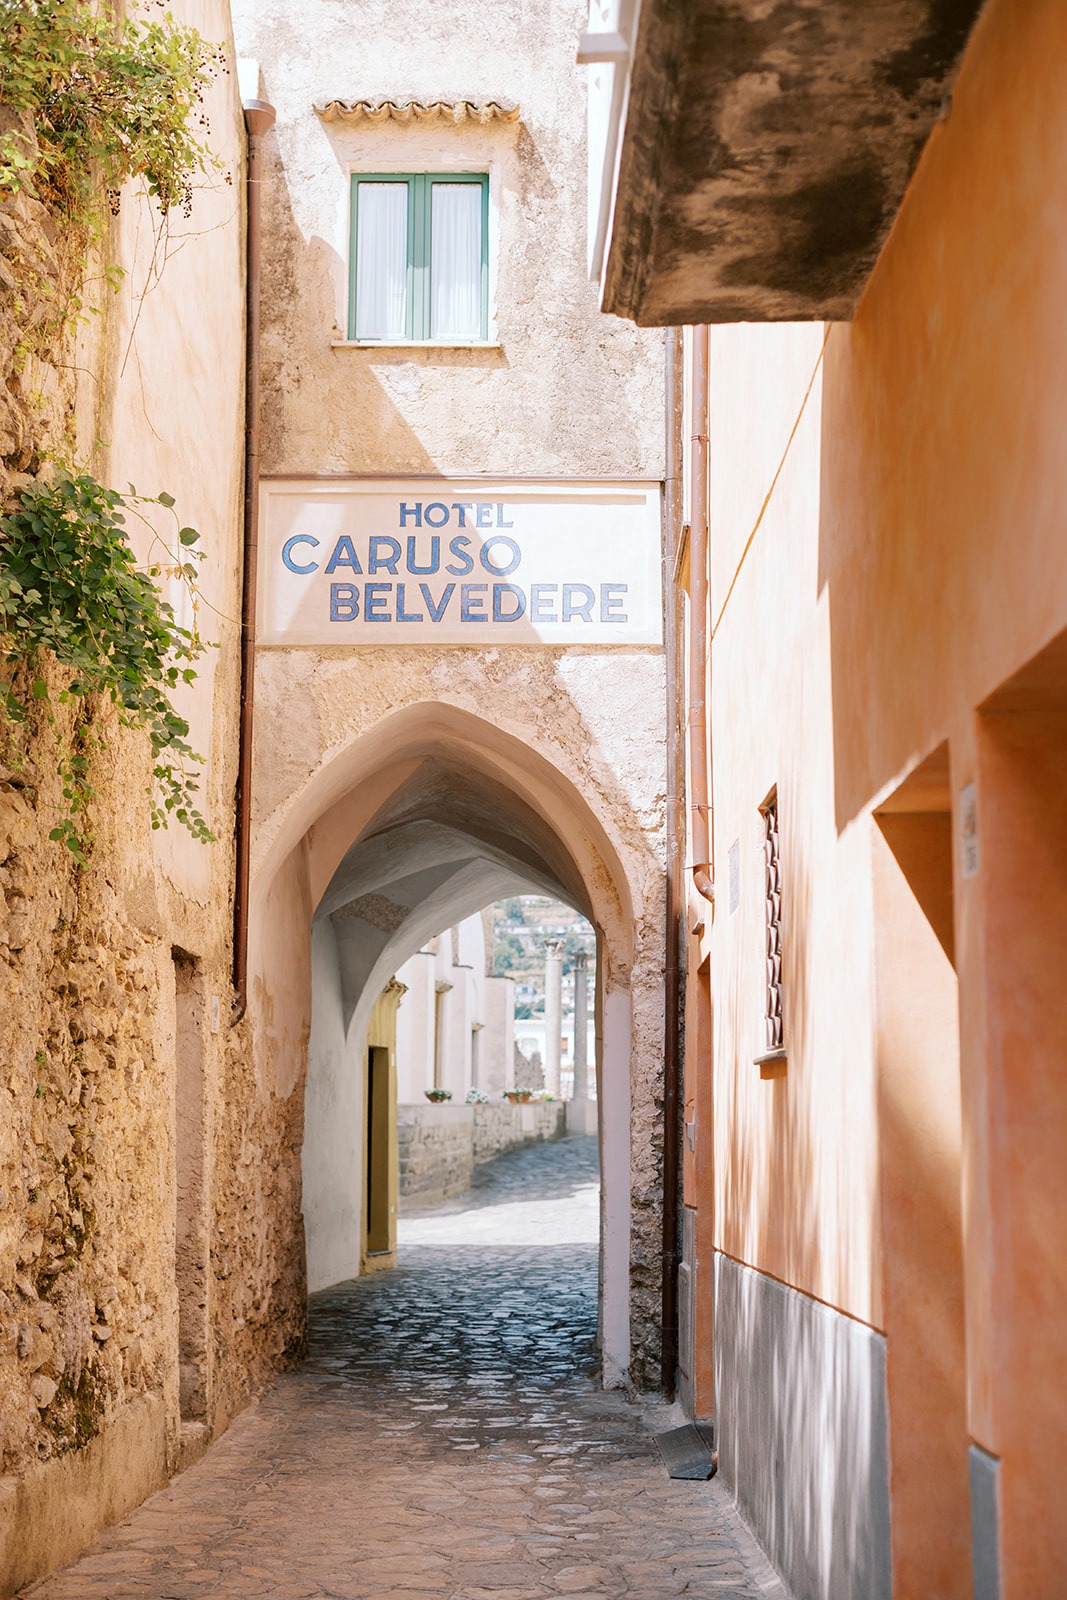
0,4,228,859
0,0,226,229
0,475,214,862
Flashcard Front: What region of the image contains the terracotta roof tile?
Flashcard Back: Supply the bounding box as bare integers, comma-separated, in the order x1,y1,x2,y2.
315,98,520,126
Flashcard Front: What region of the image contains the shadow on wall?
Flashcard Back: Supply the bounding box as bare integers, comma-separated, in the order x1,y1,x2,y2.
257,134,442,475
255,112,571,481
716,813,891,1600
816,0,1067,834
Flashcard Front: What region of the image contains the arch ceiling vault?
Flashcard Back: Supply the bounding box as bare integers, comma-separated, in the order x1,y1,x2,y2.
319,757,594,1031
248,702,648,1385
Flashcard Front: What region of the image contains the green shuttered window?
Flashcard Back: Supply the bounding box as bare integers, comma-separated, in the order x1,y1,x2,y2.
349,173,490,343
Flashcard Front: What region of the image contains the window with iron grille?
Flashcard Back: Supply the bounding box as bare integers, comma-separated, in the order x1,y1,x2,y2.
762,791,783,1052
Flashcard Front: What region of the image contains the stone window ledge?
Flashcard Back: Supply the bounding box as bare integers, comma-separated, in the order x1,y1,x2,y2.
330,340,502,351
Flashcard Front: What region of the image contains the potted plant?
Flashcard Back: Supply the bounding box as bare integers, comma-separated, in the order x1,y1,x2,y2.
424,1088,452,1103
503,1088,534,1103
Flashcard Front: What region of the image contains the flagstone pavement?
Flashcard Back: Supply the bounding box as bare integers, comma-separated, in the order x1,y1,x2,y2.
25,1135,789,1600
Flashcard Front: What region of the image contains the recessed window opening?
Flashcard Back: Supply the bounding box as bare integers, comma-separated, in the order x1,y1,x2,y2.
349,172,489,343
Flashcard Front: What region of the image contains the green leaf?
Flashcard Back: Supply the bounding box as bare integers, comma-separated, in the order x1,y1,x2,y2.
178,526,199,545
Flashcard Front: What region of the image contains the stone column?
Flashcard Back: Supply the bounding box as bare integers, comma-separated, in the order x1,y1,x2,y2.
571,952,589,1100
567,951,597,1134
543,939,564,1098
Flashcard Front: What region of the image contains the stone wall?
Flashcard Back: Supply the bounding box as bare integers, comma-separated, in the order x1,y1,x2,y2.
0,8,283,1591
472,1101,565,1161
398,1101,565,1208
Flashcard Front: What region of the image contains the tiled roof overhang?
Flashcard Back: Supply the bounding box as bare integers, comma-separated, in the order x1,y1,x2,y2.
316,98,520,126
601,0,985,325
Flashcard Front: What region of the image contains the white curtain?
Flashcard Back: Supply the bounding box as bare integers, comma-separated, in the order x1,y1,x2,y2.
355,183,407,340
431,183,482,341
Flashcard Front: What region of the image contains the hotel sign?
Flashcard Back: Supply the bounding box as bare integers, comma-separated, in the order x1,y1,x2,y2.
258,478,662,646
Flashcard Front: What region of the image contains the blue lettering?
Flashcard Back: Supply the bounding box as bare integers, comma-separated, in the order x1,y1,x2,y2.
446,536,474,575
399,502,422,527
324,535,363,575
420,582,455,622
600,583,628,622
424,502,450,528
563,584,595,622
406,536,440,575
282,534,319,574
496,503,514,528
364,583,391,621
530,583,558,623
461,584,488,621
493,583,526,622
476,503,493,528
330,583,359,621
369,536,401,574
395,584,423,623
451,502,474,526
479,536,521,577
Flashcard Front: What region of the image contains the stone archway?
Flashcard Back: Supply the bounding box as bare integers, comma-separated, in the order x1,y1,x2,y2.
247,700,663,1387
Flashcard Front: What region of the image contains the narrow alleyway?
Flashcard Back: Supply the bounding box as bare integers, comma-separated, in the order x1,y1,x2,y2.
25,1139,784,1600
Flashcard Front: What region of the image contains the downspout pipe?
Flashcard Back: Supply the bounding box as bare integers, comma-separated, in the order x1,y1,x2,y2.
232,96,276,1025
661,328,686,1395
689,326,715,908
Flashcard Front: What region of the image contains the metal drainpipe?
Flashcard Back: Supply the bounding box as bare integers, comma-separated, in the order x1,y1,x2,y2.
689,326,715,908
232,96,276,1025
661,328,686,1396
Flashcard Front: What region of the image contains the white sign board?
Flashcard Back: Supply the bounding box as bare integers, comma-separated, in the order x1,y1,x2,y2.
258,478,662,646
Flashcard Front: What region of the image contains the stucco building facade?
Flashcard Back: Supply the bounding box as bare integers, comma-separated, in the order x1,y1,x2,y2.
2,1,672,1586
230,0,667,1394
592,1,1067,1597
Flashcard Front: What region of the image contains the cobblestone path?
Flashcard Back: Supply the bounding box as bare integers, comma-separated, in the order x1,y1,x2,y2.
27,1136,785,1600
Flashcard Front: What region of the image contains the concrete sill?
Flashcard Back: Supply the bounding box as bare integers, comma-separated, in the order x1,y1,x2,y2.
754,1047,788,1080
330,339,502,350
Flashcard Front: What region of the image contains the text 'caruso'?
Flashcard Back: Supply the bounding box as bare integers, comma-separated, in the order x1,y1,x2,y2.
279,502,630,626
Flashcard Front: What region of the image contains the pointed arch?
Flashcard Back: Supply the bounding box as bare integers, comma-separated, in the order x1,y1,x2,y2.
248,700,646,1386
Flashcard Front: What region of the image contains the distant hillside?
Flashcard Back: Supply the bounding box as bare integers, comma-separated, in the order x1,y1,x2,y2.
490,895,595,1017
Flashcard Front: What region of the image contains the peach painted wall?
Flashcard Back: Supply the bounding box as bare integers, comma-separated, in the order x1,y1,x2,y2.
708,321,882,1331
820,0,1067,829
704,1,1067,1591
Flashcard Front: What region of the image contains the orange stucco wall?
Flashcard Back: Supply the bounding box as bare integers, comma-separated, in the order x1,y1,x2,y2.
700,0,1067,1591
822,0,1067,827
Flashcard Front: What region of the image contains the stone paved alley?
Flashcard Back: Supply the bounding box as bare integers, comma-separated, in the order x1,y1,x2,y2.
24,1138,785,1600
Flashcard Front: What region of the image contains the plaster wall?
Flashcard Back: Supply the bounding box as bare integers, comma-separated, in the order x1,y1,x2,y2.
231,0,660,480
394,916,514,1105
818,3,1067,1590
821,0,1067,831
441,958,475,1102
394,950,436,1103
691,3,1067,1590
232,0,668,1384
707,322,880,1330
304,917,363,1291
480,975,515,1097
